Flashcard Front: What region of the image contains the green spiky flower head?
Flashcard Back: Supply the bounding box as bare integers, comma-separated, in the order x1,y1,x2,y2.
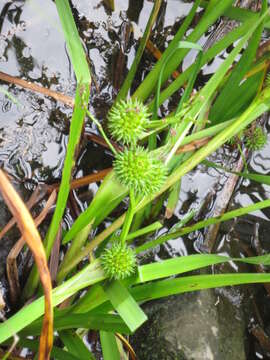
108,99,151,145
101,242,136,280
245,127,267,151
227,130,244,146
114,147,167,197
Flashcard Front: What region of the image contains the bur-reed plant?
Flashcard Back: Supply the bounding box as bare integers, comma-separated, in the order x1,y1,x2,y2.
2,0,270,359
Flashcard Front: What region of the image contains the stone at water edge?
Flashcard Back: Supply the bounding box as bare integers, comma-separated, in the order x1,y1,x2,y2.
131,288,247,360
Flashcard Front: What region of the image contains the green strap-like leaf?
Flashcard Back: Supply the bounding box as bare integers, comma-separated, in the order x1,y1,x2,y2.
204,160,270,186
116,0,162,102
131,273,270,302
200,0,270,29
68,254,270,316
59,330,95,359
149,18,260,110
209,0,267,124
100,331,121,360
135,254,270,283
135,195,270,254
133,0,234,101
104,280,147,332
18,338,82,360
22,313,130,336
23,0,91,298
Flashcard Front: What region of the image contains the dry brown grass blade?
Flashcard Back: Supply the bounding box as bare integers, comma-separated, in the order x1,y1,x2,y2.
251,325,270,353
257,39,270,59
0,170,53,360
69,168,112,189
0,71,74,107
0,185,48,241
176,137,211,153
49,224,62,284
146,39,180,79
7,190,57,305
115,333,138,360
7,237,24,306
85,132,122,152
47,168,112,193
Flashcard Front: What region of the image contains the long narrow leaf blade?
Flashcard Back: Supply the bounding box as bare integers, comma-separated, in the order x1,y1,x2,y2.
59,330,95,359
136,196,270,253
19,338,81,360
55,0,91,82
204,160,270,186
133,0,234,101
131,273,270,302
210,0,267,124
104,280,147,332
135,254,270,283
23,0,91,298
23,313,131,336
116,0,162,101
100,331,120,360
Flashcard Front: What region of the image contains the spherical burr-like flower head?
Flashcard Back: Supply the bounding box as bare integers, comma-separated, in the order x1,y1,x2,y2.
107,99,151,145
245,127,267,151
101,242,136,280
114,147,167,197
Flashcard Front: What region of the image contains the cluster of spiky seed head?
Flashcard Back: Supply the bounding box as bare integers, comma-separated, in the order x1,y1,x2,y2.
245,127,267,151
114,147,167,197
100,242,136,280
107,98,151,145
227,131,244,146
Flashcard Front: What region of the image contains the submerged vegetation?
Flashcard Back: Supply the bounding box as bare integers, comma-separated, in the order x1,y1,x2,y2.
1,0,270,358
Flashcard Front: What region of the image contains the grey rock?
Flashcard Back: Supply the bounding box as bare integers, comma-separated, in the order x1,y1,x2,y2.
132,288,247,360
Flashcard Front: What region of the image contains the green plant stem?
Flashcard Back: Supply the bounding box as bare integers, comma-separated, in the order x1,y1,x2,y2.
165,119,194,164
175,50,203,114
166,181,181,218
153,42,202,120
142,117,235,143
0,87,22,108
59,213,126,280
145,115,181,129
237,144,248,171
57,222,93,284
86,109,117,156
183,119,235,143
132,0,204,101
116,0,162,102
120,189,135,243
126,221,162,242
200,1,270,29
147,19,254,110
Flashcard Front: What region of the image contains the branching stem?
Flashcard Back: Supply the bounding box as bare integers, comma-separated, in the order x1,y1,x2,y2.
86,109,118,156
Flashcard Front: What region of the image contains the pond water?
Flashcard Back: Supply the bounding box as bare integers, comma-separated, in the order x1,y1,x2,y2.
0,0,270,359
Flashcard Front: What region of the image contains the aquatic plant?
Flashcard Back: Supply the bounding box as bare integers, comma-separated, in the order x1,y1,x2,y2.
2,0,270,359
108,98,151,145
114,146,167,197
245,127,267,150
101,242,136,280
